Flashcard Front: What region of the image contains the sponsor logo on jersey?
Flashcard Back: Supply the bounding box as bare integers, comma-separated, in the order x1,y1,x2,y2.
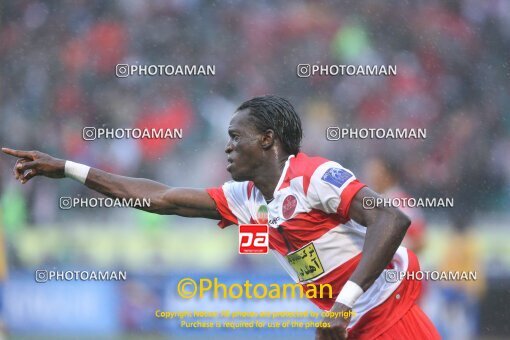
239,224,269,254
268,216,281,225
257,205,269,224
282,195,298,219
321,167,352,188
286,242,325,281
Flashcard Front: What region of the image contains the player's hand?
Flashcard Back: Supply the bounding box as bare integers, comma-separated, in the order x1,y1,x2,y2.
2,147,66,184
315,302,352,340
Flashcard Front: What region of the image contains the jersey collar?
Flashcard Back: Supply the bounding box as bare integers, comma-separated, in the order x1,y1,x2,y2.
273,154,295,197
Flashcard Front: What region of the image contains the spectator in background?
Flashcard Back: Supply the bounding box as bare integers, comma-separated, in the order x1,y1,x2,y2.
363,156,426,254
1,0,507,223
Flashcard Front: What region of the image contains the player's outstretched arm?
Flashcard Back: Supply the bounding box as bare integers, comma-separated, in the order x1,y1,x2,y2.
1,148,221,219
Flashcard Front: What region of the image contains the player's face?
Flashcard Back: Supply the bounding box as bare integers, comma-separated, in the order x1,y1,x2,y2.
225,109,264,181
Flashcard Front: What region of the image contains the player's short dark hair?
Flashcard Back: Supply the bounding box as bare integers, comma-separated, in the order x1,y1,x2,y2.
237,95,303,155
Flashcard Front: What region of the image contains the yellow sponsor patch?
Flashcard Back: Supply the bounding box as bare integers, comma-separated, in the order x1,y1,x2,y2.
286,243,324,282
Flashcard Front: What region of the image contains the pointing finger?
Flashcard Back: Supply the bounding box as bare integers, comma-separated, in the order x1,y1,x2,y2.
2,148,33,159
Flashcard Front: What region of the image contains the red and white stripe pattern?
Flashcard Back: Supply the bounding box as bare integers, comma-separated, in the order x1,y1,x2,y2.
207,152,411,329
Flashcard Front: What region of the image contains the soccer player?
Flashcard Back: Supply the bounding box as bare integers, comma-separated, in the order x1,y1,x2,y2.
2,95,440,339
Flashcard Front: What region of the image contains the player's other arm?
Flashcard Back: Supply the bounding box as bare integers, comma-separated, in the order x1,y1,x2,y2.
347,186,411,291
317,187,410,340
1,148,220,219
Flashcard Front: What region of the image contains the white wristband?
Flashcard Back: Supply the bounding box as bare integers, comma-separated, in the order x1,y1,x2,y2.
65,161,90,184
335,280,364,308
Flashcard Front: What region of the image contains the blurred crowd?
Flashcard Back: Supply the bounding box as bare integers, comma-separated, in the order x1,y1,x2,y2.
0,0,509,230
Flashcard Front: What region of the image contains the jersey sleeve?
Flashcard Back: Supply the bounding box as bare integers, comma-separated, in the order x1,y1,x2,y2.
307,161,366,219
206,181,252,228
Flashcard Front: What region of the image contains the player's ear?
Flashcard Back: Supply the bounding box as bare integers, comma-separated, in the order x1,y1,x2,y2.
260,129,275,150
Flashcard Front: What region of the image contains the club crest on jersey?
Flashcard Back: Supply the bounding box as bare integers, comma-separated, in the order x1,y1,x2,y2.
256,205,269,224
321,167,352,188
282,195,297,219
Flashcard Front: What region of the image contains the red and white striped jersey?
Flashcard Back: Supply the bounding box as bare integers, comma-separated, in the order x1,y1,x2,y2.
207,152,412,329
